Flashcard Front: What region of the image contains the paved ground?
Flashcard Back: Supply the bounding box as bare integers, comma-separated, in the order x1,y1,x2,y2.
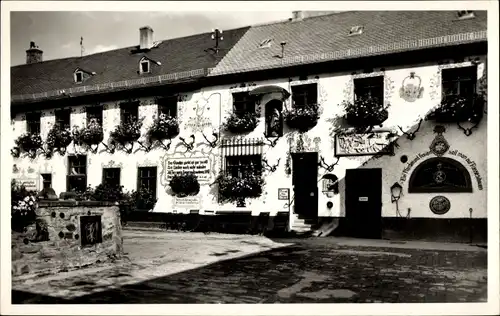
12,230,488,304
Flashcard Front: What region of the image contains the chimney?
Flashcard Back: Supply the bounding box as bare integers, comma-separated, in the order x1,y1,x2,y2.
139,26,154,50
26,41,43,64
292,11,304,21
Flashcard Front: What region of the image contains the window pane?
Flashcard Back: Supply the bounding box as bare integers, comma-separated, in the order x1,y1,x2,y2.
55,109,71,129
292,84,318,107
158,96,178,117
41,173,52,189
120,102,139,123
26,112,41,134
87,106,103,124
103,168,120,187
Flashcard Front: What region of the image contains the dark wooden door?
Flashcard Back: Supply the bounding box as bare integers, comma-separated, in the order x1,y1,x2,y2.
345,168,383,239
292,152,318,218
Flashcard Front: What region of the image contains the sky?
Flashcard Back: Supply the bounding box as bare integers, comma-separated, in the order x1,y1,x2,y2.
10,11,299,66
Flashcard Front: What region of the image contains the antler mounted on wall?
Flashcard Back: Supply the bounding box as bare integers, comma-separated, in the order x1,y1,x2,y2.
262,158,280,173
263,133,281,147
101,140,116,154
457,121,480,137
398,118,423,140
202,132,219,148
318,156,340,172
179,134,196,151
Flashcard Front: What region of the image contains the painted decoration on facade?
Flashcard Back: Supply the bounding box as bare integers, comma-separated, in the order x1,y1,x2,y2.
286,132,316,153
184,92,218,134
163,157,211,183
334,131,395,156
101,160,123,169
399,72,424,102
429,196,451,215
448,149,484,190
429,125,449,157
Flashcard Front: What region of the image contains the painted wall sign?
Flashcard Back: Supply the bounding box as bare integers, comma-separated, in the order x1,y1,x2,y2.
174,196,202,209
399,151,433,183
278,188,290,200
15,178,39,191
334,131,395,156
448,149,484,190
164,157,211,182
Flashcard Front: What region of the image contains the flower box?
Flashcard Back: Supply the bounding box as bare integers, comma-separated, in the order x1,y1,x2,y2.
342,96,389,130
216,172,264,204
73,120,104,147
110,119,143,150
46,125,72,157
427,94,484,123
14,133,44,158
222,112,258,134
283,104,320,132
147,114,180,142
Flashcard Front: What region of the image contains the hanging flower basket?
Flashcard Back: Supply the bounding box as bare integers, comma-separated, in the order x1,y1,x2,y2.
169,172,200,197
110,118,143,153
283,104,320,132
216,172,264,204
222,112,258,134
427,94,484,123
147,114,179,142
46,124,73,157
13,133,44,159
342,96,389,131
11,180,38,232
72,120,104,152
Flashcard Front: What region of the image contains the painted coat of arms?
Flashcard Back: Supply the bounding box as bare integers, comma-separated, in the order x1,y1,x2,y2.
399,72,424,102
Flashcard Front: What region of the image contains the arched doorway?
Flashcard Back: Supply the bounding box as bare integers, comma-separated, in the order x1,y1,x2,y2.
408,157,473,193
264,99,283,137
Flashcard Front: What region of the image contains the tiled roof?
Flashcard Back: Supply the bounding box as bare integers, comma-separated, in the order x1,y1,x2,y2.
209,11,487,76
11,26,250,100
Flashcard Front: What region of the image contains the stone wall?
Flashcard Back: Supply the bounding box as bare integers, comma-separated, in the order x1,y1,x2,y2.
12,201,123,278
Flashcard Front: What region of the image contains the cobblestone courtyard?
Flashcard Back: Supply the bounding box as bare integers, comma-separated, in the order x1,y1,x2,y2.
12,230,487,304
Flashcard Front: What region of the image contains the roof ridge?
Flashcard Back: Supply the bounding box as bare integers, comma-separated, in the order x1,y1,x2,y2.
12,26,251,68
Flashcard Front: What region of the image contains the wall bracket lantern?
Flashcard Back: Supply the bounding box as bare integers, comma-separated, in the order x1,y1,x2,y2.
390,182,403,217
390,182,403,203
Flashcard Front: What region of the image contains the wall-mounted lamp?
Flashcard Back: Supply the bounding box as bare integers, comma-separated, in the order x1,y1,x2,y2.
390,182,403,203
390,182,403,217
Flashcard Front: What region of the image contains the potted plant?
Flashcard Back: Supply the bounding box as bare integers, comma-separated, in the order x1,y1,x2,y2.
341,96,389,131
45,124,73,158
283,104,320,132
169,172,200,197
110,118,144,153
13,133,44,159
72,119,104,153
427,94,484,123
222,112,259,134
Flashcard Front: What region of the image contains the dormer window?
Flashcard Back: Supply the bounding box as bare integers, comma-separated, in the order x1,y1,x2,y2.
75,71,83,83
259,39,273,48
348,25,364,36
140,59,150,74
457,11,475,20
73,68,95,84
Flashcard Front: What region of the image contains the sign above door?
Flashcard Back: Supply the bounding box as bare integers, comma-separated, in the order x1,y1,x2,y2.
334,131,396,157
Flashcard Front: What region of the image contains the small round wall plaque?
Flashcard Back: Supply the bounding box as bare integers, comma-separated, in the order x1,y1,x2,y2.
429,196,451,215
